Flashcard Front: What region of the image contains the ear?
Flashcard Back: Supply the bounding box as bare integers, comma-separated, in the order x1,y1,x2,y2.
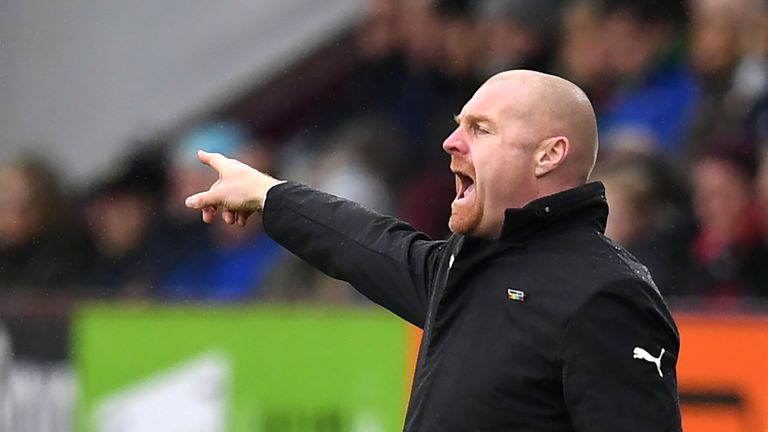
533,136,569,178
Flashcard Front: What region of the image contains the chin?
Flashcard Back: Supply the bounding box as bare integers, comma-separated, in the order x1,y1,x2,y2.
448,221,464,235
448,214,479,235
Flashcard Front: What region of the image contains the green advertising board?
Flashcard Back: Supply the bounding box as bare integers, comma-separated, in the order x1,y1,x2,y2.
73,305,412,432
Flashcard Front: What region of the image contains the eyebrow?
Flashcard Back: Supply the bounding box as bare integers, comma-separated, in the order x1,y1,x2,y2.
454,113,497,129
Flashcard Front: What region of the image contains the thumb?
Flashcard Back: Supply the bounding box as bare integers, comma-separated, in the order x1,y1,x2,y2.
185,190,221,209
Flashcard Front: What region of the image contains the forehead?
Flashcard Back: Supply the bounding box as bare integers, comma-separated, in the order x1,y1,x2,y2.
459,78,532,121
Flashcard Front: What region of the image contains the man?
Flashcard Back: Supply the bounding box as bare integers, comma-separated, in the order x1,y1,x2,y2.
185,70,682,431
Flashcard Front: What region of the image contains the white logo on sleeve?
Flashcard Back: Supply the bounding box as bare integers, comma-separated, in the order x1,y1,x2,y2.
633,346,665,378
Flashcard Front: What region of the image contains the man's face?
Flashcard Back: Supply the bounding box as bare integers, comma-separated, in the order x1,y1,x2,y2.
443,78,539,237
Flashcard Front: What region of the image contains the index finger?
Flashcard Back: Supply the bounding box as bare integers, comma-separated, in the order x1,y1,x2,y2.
197,150,229,173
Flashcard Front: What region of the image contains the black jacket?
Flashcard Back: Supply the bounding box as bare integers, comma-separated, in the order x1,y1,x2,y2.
263,181,682,432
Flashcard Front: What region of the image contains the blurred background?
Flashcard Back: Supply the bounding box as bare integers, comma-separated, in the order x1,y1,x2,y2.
2,0,768,430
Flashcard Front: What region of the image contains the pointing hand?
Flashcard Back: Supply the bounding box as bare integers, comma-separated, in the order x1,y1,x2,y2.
184,150,283,226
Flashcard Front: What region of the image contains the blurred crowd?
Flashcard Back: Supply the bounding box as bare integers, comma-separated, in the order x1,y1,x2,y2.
2,0,768,310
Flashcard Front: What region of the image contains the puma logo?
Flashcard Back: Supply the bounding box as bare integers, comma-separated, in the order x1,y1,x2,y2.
633,347,665,378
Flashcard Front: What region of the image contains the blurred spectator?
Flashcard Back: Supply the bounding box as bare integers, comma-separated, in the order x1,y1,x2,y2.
279,115,403,213
688,139,768,305
749,91,768,147
555,0,609,95
398,0,441,71
312,116,402,214
686,0,761,159
322,0,445,169
410,1,482,169
357,0,401,63
81,147,165,298
388,0,447,163
472,0,563,77
594,153,695,295
758,150,768,231
0,156,85,293
265,116,403,303
160,122,284,302
162,214,284,302
597,0,700,157
354,0,408,106
317,0,408,131
433,0,478,80
145,124,236,282
731,0,768,108
689,0,745,80
743,1,768,145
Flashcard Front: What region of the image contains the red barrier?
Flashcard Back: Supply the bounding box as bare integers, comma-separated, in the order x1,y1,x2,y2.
676,313,768,432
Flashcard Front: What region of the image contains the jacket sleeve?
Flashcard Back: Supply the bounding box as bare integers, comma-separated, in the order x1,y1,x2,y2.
560,279,682,432
261,181,445,327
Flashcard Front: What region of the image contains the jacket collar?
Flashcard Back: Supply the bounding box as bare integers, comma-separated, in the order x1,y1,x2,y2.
497,181,608,243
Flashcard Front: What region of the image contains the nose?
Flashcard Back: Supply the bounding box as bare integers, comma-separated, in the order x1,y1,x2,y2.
442,127,467,156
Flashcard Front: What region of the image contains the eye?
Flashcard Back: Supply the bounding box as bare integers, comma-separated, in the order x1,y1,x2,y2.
471,123,491,135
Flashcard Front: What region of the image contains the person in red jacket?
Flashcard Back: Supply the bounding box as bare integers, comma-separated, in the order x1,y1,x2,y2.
689,141,768,307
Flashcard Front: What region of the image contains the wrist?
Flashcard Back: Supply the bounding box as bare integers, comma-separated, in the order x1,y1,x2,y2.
260,179,286,213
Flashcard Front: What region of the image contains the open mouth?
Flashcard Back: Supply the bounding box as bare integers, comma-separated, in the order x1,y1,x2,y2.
454,172,475,203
